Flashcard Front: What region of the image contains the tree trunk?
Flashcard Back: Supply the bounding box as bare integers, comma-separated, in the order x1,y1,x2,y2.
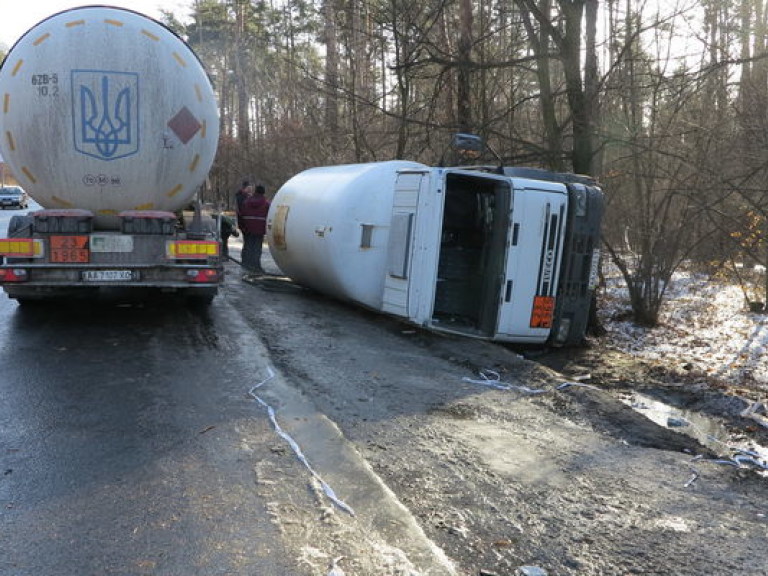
342,0,369,161
519,0,564,171
560,0,592,175
584,0,599,173
457,0,474,132
323,0,340,155
516,0,596,174
391,1,411,159
235,1,250,149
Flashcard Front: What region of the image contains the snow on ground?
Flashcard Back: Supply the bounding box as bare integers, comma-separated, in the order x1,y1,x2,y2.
599,266,768,391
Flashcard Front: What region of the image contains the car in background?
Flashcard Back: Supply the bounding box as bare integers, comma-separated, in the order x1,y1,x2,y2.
0,185,29,209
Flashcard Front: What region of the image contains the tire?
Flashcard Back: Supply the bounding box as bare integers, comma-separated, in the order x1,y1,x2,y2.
8,215,34,236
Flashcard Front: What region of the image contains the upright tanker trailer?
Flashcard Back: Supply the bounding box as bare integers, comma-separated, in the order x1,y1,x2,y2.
0,7,222,303
267,160,603,346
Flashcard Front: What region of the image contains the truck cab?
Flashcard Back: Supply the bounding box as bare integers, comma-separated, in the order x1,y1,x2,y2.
382,168,573,344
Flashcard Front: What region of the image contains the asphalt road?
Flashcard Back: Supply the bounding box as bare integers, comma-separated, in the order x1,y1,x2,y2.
0,204,455,576
0,242,298,574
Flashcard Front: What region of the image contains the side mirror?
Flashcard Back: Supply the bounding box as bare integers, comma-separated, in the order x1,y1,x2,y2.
450,133,484,158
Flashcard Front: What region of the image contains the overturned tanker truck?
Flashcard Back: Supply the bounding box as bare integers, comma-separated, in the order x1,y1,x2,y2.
266,139,604,346
0,6,222,304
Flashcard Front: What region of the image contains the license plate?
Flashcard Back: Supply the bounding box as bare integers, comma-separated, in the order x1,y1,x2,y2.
90,234,134,253
587,249,601,290
82,270,136,282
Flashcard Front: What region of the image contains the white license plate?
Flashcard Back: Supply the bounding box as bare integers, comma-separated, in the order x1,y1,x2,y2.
90,234,134,253
587,249,601,290
82,270,136,282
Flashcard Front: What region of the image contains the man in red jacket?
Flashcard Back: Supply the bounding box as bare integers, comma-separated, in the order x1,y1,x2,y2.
239,184,270,273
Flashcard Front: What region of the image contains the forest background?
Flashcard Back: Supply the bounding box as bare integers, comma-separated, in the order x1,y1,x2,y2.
2,0,767,327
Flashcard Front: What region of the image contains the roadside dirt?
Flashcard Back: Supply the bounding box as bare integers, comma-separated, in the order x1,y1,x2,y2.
228,262,768,576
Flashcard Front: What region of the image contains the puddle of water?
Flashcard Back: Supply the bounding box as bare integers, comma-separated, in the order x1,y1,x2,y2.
621,392,768,476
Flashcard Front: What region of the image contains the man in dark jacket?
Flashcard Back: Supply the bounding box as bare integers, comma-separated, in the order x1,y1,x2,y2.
239,184,270,273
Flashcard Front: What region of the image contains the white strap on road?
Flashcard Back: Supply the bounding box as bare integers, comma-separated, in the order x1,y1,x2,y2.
248,367,356,516
461,369,549,394
463,369,600,394
556,381,601,391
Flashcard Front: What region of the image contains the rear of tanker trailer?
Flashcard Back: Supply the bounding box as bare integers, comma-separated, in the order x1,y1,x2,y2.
0,7,222,304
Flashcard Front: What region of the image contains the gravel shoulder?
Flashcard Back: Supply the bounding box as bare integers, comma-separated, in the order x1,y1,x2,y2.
226,260,768,576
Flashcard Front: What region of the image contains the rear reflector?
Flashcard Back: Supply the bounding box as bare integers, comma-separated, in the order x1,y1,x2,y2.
167,240,219,259
0,268,29,282
186,269,220,283
0,239,43,258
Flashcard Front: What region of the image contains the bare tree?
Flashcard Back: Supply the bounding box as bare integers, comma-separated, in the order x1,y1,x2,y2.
322,0,341,156
515,0,600,174
518,0,565,170
457,0,474,132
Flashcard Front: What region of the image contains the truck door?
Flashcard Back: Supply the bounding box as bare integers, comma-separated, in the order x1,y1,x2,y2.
431,171,510,338
382,171,429,319
496,185,568,343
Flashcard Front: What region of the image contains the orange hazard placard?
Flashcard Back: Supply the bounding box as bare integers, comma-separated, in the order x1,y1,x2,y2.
50,235,89,263
530,296,555,329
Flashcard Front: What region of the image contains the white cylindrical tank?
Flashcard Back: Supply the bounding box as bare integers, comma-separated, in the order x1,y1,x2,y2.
267,160,427,308
0,6,219,228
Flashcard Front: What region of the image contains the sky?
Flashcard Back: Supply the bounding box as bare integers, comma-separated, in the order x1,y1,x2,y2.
0,0,192,49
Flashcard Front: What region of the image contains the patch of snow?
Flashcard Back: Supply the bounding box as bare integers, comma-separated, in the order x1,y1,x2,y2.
599,267,768,390
651,515,692,532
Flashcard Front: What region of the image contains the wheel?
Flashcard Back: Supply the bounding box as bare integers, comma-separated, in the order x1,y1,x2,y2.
8,215,34,236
